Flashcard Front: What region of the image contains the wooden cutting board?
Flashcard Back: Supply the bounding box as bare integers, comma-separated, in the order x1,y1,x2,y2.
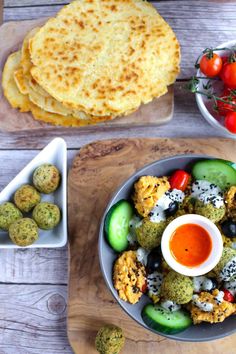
0,19,173,132
68,138,236,354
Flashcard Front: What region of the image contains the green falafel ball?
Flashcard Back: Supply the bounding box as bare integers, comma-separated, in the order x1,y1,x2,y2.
0,202,23,230
136,218,166,250
194,200,226,223
9,218,38,246
33,202,61,230
95,325,125,354
14,184,41,212
213,247,236,281
33,164,60,194
161,271,193,304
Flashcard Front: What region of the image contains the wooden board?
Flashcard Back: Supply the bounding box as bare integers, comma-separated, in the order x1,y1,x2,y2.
68,138,236,354
0,18,173,132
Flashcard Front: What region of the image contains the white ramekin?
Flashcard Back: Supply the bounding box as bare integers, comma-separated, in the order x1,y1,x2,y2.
161,214,223,277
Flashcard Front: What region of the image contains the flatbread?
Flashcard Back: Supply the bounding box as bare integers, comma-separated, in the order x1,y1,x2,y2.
19,28,114,121
2,50,111,127
2,51,30,112
29,0,180,117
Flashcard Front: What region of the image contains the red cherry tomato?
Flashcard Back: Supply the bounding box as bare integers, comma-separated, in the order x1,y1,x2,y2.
225,112,236,133
142,280,147,293
221,56,229,66
200,53,223,77
221,62,236,89
219,57,229,80
169,170,190,191
216,94,236,116
223,289,235,302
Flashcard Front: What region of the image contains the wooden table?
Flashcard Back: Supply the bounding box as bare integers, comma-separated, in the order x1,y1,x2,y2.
1,1,236,353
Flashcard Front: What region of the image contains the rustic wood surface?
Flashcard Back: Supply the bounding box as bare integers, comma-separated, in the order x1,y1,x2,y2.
0,1,236,353
68,138,236,354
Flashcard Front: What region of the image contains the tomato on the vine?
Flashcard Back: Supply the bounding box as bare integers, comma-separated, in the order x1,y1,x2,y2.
200,53,223,77
225,111,236,133
169,170,190,191
216,92,236,116
221,62,236,89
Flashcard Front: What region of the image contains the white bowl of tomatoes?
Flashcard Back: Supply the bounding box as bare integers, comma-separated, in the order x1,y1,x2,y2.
195,40,236,137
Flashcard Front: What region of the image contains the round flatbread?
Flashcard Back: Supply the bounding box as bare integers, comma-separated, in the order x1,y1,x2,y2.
2,51,30,112
29,0,180,117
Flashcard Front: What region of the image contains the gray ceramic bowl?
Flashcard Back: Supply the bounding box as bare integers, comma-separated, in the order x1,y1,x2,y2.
98,154,236,342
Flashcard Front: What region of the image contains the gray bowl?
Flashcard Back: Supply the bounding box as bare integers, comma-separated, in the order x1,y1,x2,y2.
98,154,236,342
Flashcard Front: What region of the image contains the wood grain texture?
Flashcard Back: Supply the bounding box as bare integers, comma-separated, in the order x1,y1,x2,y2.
0,284,72,353
68,138,236,354
0,81,227,150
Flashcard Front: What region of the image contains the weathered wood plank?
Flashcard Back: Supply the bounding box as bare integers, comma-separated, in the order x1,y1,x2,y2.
0,82,226,150
0,247,68,284
4,0,236,6
0,284,73,353
4,0,184,6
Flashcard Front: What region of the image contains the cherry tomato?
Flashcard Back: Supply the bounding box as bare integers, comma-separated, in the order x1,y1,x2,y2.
200,53,223,77
221,62,236,89
142,280,147,293
221,56,229,66
219,57,229,80
169,170,190,191
216,94,236,116
223,289,235,303
225,112,236,133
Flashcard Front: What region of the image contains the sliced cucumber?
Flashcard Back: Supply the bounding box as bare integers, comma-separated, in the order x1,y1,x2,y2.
104,200,133,252
192,159,236,190
142,304,192,334
221,159,236,171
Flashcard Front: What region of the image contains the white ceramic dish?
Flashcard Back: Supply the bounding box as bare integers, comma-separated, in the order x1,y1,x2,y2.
0,137,67,248
195,40,236,138
161,214,223,277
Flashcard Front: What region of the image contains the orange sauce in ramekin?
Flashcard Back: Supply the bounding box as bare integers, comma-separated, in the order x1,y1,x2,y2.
169,223,212,267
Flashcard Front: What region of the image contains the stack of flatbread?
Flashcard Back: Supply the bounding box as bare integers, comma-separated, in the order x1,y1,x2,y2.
2,0,180,127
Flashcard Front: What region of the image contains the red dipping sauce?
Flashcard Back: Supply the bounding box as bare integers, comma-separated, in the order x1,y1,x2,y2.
169,223,212,267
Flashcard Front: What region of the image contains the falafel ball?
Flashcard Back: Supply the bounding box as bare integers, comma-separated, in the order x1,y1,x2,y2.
0,202,23,230
194,200,226,223
136,218,166,250
95,325,125,354
161,271,194,304
14,184,41,212
213,247,236,281
9,218,38,246
33,202,61,230
33,164,60,194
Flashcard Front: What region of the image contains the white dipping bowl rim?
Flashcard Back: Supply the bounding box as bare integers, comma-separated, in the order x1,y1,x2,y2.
195,39,236,138
161,214,223,277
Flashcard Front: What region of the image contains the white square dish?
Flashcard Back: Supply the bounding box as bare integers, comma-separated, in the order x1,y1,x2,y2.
0,137,67,248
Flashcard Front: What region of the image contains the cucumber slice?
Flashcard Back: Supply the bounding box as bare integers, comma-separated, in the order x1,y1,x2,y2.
221,159,236,171
192,159,236,190
142,304,192,334
105,200,133,252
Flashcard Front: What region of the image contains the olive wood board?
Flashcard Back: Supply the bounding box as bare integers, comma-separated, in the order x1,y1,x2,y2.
0,19,173,132
68,138,236,354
